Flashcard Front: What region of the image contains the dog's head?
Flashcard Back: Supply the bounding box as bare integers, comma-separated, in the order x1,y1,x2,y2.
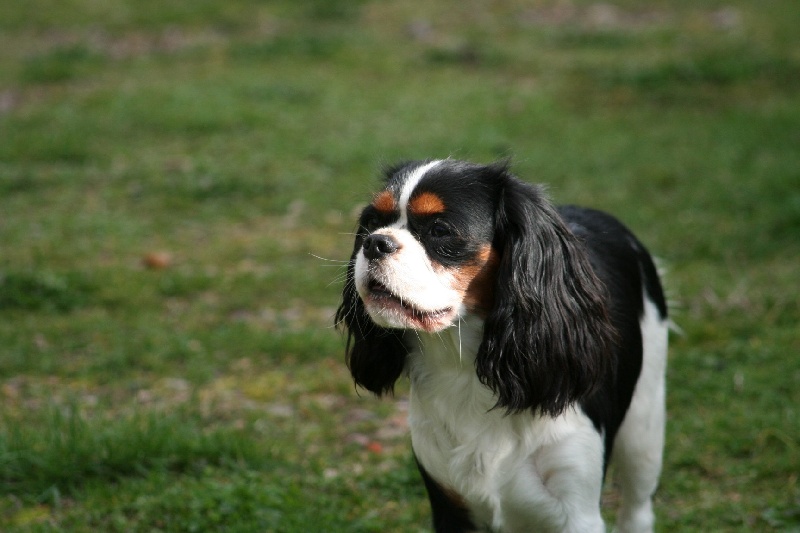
352,159,499,332
336,160,616,416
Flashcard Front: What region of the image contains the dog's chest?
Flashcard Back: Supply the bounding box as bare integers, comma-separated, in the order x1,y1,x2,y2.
407,342,575,531
408,364,523,488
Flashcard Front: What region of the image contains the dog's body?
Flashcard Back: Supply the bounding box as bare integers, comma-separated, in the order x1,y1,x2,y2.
336,160,668,532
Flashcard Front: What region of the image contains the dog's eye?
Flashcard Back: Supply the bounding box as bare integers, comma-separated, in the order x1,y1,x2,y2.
363,216,381,233
429,221,452,238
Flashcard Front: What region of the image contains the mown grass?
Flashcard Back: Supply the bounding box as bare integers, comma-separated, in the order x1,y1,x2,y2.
1,0,798,531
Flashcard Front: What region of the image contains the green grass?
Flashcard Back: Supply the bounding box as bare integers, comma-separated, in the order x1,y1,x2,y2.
1,0,798,531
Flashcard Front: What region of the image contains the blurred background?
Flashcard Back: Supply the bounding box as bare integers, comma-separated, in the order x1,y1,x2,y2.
0,0,798,531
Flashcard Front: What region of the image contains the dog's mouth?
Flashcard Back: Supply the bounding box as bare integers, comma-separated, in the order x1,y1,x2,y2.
365,279,454,331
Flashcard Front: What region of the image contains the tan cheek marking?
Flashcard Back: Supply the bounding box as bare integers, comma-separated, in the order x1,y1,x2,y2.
455,245,499,315
408,191,446,216
372,190,396,213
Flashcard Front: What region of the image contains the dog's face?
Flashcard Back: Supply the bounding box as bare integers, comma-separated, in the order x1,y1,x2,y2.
352,160,499,332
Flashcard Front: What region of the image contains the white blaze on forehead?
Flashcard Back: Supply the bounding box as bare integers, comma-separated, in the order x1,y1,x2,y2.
394,160,442,228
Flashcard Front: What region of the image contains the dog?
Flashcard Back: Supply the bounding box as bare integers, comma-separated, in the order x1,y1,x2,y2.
336,159,668,532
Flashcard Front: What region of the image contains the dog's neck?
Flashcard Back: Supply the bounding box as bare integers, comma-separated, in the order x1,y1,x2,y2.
406,313,486,381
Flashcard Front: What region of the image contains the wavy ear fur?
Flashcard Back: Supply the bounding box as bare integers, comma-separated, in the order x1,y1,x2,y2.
476,173,616,417
335,236,408,396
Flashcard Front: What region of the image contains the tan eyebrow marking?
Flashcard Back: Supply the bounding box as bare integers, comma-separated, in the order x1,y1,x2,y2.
408,191,446,216
372,190,397,213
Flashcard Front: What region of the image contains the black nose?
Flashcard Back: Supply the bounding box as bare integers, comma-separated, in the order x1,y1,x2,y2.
362,234,399,261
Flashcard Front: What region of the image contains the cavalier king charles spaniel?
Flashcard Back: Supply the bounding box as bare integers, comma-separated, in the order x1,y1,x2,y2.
336,159,668,533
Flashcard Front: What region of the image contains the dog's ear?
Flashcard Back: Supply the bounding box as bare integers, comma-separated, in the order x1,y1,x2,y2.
476,172,616,417
335,235,408,396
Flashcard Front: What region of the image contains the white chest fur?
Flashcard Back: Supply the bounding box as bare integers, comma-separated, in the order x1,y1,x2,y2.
407,318,606,532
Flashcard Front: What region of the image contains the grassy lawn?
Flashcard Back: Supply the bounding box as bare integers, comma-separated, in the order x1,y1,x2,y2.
1,0,798,531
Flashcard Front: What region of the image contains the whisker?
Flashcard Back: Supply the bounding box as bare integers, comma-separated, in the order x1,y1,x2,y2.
329,276,348,285
412,329,422,346
457,316,463,366
434,330,448,350
309,253,349,263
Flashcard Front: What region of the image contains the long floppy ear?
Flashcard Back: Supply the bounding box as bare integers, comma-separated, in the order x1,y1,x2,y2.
335,236,408,396
476,173,616,417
